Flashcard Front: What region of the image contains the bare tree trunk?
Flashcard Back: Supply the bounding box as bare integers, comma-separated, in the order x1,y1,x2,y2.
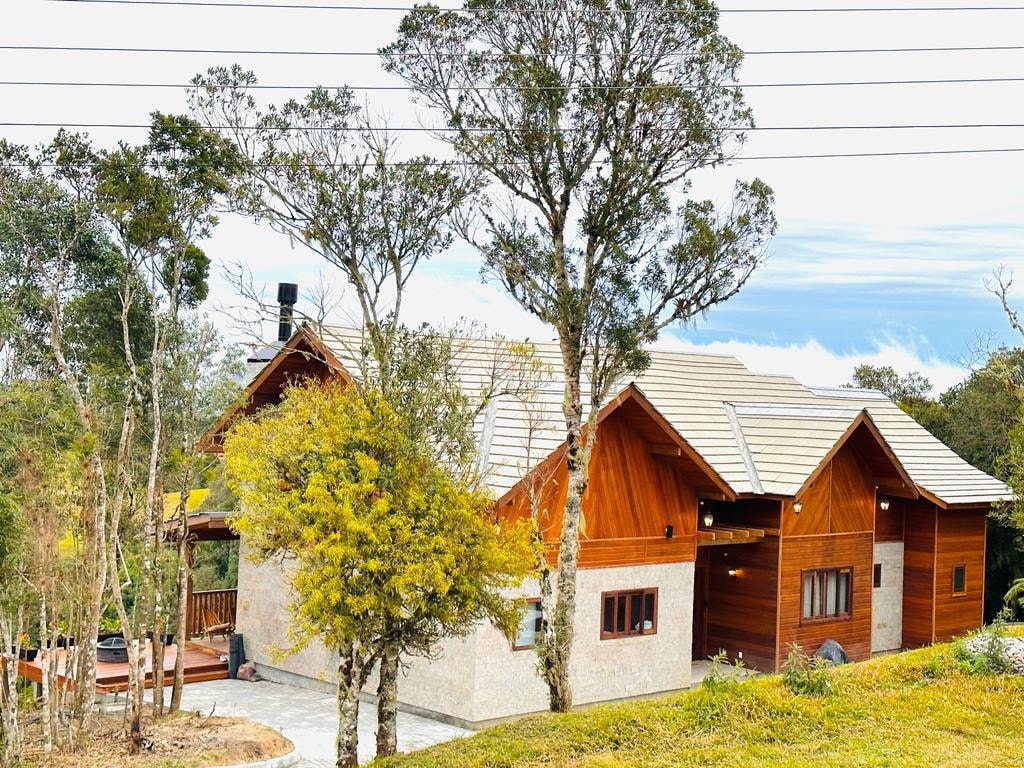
375,641,399,758
151,483,166,716
335,646,368,768
169,512,190,713
0,606,23,766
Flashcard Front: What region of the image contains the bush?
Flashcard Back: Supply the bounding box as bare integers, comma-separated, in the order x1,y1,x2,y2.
781,643,833,696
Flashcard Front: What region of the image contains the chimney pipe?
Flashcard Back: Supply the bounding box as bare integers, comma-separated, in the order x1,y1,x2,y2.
277,282,298,342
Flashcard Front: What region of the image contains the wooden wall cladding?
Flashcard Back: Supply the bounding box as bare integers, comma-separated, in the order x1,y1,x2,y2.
776,532,874,667
902,501,937,647
702,540,780,672
782,442,876,537
874,496,905,542
504,407,702,567
934,508,986,642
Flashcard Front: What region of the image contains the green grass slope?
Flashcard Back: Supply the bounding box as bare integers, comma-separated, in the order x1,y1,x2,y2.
379,637,1024,768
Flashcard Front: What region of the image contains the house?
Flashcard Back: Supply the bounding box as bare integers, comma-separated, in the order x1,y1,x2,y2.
199,322,1010,729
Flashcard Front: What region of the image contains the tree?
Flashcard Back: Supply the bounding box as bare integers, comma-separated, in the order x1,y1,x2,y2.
190,70,535,759
224,379,534,768
845,364,932,402
383,0,776,710
92,113,241,749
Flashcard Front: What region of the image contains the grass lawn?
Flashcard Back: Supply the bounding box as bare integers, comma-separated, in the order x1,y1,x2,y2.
378,634,1024,768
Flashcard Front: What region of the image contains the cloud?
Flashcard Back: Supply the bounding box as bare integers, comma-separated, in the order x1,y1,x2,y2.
657,334,966,395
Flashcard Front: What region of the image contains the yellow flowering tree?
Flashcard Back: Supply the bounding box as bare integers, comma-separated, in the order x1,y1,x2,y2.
224,379,534,768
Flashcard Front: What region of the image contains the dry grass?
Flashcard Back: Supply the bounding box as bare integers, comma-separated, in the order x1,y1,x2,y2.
21,709,292,768
378,632,1024,768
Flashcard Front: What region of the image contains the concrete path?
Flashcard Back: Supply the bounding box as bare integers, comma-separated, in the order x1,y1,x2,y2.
174,679,470,766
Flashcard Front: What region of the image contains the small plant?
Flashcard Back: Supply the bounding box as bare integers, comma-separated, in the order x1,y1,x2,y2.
781,643,833,696
701,649,744,692
953,613,1015,675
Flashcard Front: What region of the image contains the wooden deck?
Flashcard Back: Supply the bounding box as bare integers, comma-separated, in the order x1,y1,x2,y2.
17,640,228,694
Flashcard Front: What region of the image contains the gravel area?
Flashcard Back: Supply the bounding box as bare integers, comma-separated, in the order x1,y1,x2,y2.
962,633,1024,673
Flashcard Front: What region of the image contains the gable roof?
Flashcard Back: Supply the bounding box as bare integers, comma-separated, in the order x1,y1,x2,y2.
233,325,1010,509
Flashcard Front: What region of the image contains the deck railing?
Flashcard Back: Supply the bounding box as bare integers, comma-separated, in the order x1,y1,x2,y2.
186,588,237,638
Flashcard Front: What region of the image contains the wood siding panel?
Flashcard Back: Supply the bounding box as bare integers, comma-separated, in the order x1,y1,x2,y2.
902,501,937,647
504,409,701,567
829,447,875,534
777,533,874,667
784,464,832,537
934,509,986,641
702,540,780,671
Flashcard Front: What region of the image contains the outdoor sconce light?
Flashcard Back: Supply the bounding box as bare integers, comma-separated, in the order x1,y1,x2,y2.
879,498,891,512
703,512,714,528
665,524,674,539
793,501,803,515
728,569,738,578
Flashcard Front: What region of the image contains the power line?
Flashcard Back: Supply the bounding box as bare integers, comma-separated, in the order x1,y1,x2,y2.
45,0,1024,13
6,76,1024,90
5,121,1024,132
9,147,1024,166
5,43,1024,57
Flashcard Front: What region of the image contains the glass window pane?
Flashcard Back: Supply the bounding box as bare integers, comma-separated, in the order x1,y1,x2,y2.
802,574,813,619
643,592,655,632
602,596,614,633
515,600,542,647
628,593,643,633
817,573,825,616
826,572,837,615
953,566,966,593
873,563,882,589
615,595,627,633
837,572,849,613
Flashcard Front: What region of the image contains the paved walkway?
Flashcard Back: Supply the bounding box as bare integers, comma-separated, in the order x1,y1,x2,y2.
174,679,470,766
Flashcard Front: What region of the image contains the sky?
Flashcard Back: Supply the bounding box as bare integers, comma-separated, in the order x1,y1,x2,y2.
6,0,1024,393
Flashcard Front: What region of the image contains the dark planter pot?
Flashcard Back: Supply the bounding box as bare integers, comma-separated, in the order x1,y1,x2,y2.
55,636,75,649
97,637,128,664
18,648,38,662
161,633,175,647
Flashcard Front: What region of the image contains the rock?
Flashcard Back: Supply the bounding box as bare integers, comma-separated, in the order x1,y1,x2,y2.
814,639,850,665
237,661,262,682
962,633,1024,674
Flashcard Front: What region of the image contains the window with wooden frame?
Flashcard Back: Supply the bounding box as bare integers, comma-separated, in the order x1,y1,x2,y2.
873,563,882,589
801,567,852,621
952,564,967,595
600,588,658,639
513,598,543,650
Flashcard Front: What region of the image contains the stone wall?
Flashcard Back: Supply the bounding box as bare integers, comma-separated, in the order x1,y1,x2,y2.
871,541,904,653
237,546,695,727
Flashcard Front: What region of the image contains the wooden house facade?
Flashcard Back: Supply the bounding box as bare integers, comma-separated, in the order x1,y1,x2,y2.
203,325,1007,727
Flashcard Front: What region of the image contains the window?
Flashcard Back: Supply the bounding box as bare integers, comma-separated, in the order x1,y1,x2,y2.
600,588,658,639
513,599,542,650
873,563,882,589
952,564,967,595
801,567,852,621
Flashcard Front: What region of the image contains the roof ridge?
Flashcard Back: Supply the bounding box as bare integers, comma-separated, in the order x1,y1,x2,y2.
723,401,764,495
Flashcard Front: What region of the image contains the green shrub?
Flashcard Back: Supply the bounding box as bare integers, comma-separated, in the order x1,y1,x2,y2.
781,643,833,696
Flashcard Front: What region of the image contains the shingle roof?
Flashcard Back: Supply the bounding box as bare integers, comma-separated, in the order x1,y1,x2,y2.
315,326,1010,508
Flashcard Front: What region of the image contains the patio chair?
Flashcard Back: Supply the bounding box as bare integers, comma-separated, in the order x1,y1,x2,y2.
201,607,235,641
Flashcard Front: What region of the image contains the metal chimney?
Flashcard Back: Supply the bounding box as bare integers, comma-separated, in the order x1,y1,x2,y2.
277,282,298,342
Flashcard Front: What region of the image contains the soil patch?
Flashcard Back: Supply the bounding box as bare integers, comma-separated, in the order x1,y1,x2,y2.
21,709,292,768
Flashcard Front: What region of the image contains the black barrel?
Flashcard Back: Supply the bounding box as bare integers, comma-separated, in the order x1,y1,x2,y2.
228,633,246,679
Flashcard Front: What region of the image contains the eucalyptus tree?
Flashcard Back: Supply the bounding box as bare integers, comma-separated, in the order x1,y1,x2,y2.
190,70,545,760
93,113,241,749
383,0,777,710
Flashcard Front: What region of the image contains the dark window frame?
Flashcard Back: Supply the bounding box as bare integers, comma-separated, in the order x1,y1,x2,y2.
512,597,543,651
951,564,967,596
800,567,853,623
600,588,659,640
873,563,882,589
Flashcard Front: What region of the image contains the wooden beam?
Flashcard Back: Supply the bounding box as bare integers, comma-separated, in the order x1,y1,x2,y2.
648,444,681,457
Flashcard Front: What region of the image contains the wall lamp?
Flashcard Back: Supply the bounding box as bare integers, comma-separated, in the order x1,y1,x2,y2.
728,568,738,578
793,500,803,515
703,512,715,528
665,524,674,539
879,498,891,512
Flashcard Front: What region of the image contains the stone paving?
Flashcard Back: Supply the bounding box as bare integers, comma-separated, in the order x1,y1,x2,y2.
174,678,470,766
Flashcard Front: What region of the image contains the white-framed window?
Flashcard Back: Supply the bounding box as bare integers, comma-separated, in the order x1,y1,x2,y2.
513,598,542,650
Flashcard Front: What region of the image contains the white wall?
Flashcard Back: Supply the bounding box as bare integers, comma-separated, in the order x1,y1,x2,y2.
238,547,695,726
871,542,904,653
